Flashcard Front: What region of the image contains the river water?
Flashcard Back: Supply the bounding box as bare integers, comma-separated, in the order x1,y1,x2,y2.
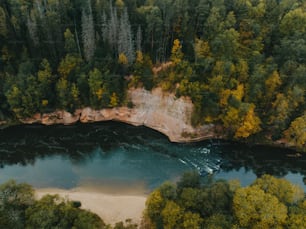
0,122,305,192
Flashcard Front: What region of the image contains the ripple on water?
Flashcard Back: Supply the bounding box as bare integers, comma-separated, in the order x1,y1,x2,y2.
0,123,305,191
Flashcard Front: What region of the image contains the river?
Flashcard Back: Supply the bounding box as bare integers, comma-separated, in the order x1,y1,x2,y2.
0,122,305,192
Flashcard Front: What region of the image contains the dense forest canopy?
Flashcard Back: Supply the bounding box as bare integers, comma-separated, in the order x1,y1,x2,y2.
143,172,306,229
0,180,137,229
0,0,305,148
1,174,305,228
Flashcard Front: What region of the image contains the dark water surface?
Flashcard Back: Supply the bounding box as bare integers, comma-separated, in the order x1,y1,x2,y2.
0,122,305,192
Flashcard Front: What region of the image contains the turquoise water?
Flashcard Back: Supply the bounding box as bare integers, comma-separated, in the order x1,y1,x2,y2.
0,122,305,192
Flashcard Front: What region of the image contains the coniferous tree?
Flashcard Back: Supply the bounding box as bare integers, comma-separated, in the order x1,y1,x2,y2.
26,12,39,47
107,2,119,53
136,25,142,52
118,8,135,64
82,0,95,62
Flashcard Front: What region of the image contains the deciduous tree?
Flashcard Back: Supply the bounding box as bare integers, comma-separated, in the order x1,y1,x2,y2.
233,186,288,228
284,113,306,150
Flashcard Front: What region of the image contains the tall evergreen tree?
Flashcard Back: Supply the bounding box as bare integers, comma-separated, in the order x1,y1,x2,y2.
82,0,95,61
118,8,135,64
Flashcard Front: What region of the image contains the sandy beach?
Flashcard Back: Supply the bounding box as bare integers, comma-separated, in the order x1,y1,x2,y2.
35,187,147,226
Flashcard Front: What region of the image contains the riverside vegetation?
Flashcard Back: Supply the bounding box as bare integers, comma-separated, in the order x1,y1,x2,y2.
143,172,306,229
1,1,306,228
0,0,305,150
1,173,305,228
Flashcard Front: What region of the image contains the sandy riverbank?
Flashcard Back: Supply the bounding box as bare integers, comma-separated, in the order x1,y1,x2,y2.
35,187,147,226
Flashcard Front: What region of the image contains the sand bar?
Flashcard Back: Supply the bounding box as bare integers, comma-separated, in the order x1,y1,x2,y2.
35,187,147,226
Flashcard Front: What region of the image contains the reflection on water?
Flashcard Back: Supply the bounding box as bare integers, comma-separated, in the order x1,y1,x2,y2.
0,122,305,191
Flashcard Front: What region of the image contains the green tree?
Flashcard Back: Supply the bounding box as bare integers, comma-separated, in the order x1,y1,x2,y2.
70,83,80,107
204,214,232,229
287,200,306,229
280,8,306,37
138,5,163,60
269,93,291,133
37,59,53,110
0,180,35,229
207,180,233,215
253,174,304,205
6,73,41,118
56,78,69,109
21,75,41,117
212,28,240,60
0,6,7,37
182,211,203,229
233,186,288,228
179,187,201,211
58,54,82,79
265,70,281,102
194,38,211,62
161,201,183,229
25,194,104,229
5,85,23,118
88,68,108,108
145,190,165,228
158,182,177,201
64,28,78,54
177,171,201,192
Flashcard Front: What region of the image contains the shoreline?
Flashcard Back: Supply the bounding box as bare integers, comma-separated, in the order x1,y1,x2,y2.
0,87,303,152
0,119,302,153
35,186,147,226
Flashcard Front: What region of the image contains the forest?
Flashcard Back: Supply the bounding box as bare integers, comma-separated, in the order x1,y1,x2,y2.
0,180,136,229
143,172,306,229
0,0,305,149
1,174,305,228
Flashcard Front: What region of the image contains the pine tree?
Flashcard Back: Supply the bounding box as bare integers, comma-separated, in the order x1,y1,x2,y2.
82,0,95,61
0,6,7,37
101,11,108,43
107,2,119,52
26,11,39,46
136,25,142,52
118,8,135,64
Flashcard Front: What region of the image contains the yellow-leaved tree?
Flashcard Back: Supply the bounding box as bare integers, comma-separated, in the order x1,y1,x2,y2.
284,113,306,149
118,53,128,65
235,104,261,138
182,212,203,229
287,200,306,229
265,70,281,100
145,190,164,228
109,92,119,107
220,84,244,107
194,38,211,61
170,39,183,65
253,174,304,205
233,186,288,228
135,50,144,64
70,83,80,106
58,54,82,78
222,106,241,132
162,201,183,229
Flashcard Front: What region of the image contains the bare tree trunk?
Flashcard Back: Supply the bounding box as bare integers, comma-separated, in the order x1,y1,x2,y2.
74,17,82,57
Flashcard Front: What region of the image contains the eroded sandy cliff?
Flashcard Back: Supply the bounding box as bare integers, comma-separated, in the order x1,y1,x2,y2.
20,88,219,142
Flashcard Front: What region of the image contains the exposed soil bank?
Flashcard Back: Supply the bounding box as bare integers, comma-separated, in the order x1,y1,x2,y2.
19,88,222,143
1,87,301,151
